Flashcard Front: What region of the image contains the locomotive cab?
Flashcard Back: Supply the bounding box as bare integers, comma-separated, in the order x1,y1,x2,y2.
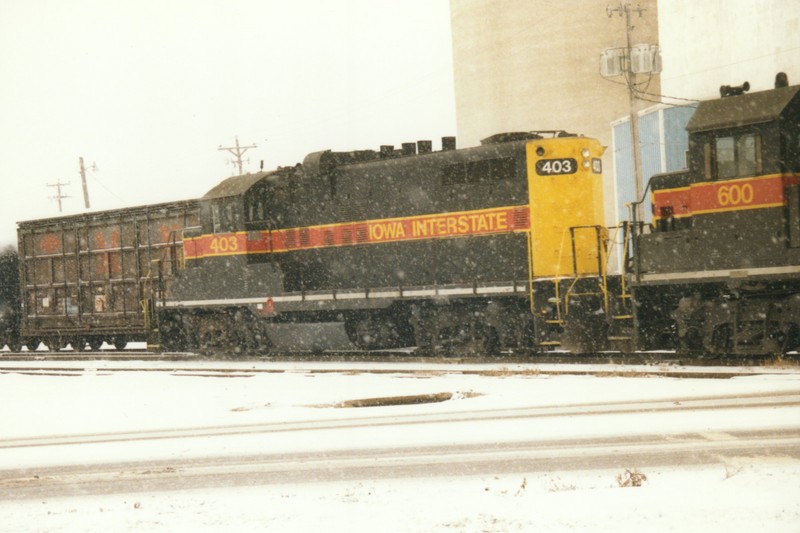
642,81,800,274
197,172,273,236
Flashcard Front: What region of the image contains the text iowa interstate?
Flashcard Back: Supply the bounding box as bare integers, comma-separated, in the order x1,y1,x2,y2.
185,205,531,259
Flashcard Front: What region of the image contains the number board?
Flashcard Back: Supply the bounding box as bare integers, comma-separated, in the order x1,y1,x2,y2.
535,158,577,176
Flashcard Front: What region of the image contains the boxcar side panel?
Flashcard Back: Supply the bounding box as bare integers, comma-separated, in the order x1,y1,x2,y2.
18,200,199,347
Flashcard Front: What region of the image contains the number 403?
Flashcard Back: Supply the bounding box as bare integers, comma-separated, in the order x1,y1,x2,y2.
209,236,239,253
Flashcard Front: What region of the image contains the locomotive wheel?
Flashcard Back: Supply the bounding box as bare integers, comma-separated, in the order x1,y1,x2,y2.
196,312,232,355
711,325,733,355
466,325,500,356
787,326,800,353
346,313,406,350
448,324,501,356
678,328,703,355
159,313,191,352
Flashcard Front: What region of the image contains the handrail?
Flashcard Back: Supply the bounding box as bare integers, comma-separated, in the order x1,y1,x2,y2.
561,225,610,317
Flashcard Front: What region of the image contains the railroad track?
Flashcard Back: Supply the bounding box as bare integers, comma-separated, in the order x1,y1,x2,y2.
1,348,797,367
0,354,797,380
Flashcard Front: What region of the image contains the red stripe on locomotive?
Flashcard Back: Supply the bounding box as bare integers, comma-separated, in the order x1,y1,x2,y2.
185,205,531,260
653,174,797,220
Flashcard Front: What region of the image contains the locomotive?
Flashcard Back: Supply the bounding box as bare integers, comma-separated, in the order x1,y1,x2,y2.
162,131,611,354
629,74,800,355
2,74,798,357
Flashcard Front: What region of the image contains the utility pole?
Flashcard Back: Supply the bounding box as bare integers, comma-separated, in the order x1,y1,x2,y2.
47,179,71,213
218,136,257,176
78,156,97,209
602,2,658,222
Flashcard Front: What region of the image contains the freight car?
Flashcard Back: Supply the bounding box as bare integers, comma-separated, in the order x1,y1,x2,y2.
157,131,616,354
0,248,20,350
629,74,800,355
8,200,199,351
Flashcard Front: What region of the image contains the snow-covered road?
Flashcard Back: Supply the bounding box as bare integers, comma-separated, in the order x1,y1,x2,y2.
1,361,799,531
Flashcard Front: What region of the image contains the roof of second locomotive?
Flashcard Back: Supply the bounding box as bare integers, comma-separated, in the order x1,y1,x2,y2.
202,171,277,200
687,84,800,133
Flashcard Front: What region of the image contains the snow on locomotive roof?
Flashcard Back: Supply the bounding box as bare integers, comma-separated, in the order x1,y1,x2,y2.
202,171,277,200
687,84,800,133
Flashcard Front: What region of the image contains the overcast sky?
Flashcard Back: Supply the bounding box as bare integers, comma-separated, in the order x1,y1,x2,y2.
0,0,456,247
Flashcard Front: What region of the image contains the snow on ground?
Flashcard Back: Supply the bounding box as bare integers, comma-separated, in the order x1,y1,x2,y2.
5,461,800,533
0,361,799,532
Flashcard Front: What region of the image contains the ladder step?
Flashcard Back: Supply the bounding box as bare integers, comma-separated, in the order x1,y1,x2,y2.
545,320,564,324
613,315,633,320
539,341,562,346
547,297,562,303
618,294,631,299
608,336,632,341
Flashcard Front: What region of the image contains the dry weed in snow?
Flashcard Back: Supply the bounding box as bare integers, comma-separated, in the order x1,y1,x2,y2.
616,469,648,488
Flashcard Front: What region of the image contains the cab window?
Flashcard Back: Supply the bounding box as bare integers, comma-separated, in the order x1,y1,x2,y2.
211,199,240,232
714,133,760,178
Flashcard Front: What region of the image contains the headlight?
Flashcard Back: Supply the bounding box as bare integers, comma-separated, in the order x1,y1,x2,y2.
581,148,590,158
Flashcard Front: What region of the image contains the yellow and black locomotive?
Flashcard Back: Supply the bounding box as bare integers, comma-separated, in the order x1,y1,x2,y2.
163,131,611,353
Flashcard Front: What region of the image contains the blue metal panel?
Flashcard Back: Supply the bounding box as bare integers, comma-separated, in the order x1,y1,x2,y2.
613,121,634,225
639,110,662,211
663,105,697,171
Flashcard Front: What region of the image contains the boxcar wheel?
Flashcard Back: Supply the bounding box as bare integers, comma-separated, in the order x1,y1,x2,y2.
70,338,87,351
112,337,127,350
26,339,42,351
46,338,66,352
7,341,22,352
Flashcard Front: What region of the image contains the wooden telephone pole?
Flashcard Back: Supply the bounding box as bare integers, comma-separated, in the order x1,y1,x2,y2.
47,180,71,213
218,136,257,175
79,157,92,208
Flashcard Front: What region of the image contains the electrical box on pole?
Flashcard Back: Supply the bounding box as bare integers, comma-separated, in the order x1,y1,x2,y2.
630,43,661,74
600,48,624,78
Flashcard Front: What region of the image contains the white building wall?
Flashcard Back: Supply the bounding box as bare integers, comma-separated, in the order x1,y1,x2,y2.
658,0,800,98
